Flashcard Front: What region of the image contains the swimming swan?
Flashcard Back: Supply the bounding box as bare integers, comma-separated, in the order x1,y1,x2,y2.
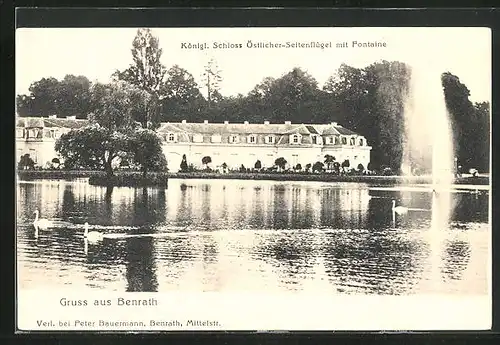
33,209,53,230
392,200,408,215
84,222,103,242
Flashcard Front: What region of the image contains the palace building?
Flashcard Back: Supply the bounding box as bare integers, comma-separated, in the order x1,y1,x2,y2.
16,116,372,171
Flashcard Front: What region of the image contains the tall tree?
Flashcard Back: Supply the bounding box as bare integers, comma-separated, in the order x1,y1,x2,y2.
441,72,484,171
473,101,490,172
366,61,411,171
113,28,167,96
202,58,223,107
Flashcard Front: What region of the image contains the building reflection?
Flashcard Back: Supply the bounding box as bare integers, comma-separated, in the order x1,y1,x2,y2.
165,180,372,231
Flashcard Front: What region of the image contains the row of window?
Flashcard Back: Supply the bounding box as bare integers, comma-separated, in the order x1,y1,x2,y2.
16,128,63,139
164,133,366,146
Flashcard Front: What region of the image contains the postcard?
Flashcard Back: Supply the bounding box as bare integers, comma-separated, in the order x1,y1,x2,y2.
15,26,491,331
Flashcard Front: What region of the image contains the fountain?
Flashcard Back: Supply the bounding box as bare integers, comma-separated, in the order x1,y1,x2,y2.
402,62,455,228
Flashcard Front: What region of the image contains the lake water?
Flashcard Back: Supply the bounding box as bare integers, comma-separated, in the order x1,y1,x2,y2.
16,178,490,295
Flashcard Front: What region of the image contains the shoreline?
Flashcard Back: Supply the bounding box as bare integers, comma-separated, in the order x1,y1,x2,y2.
16,170,490,186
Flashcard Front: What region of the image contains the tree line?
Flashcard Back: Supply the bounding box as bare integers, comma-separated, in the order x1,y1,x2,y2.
17,28,490,173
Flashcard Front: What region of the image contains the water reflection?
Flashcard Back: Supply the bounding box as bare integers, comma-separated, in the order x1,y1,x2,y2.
17,179,489,295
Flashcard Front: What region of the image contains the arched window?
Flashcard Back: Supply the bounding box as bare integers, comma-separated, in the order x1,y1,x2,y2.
168,133,175,142
341,137,347,145
350,137,355,146
359,138,364,146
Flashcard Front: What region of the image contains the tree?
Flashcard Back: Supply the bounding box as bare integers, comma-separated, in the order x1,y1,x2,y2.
55,75,93,118
312,161,324,173
248,68,323,123
442,72,489,171
18,154,35,170
202,156,212,169
56,81,142,177
160,65,206,122
274,157,287,171
128,86,161,129
202,58,223,107
473,101,490,172
51,158,61,169
295,163,302,171
305,163,312,172
254,160,262,170
180,154,188,172
357,163,365,172
324,154,336,172
341,159,350,173
55,124,129,176
16,75,93,118
88,81,138,132
333,161,341,174
129,129,167,177
112,28,166,96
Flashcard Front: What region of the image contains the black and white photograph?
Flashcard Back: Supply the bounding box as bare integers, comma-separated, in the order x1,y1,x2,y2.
15,26,491,331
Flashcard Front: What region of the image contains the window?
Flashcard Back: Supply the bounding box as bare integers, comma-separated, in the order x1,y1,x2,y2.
329,137,334,144
291,134,300,144
266,136,275,144
211,135,222,143
168,133,176,142
359,138,364,146
193,134,203,143
350,137,355,146
342,137,347,145
229,135,239,143
312,136,317,144
248,135,256,143
335,137,339,145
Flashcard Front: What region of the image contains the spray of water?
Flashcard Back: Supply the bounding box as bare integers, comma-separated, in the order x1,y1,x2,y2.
402,62,455,229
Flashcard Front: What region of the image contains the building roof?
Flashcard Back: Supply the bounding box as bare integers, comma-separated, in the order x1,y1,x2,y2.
17,117,88,129
16,117,363,137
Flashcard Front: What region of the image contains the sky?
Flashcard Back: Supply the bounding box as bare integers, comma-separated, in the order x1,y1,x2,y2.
16,27,491,102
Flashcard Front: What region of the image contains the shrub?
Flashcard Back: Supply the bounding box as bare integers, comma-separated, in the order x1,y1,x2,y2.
89,172,168,187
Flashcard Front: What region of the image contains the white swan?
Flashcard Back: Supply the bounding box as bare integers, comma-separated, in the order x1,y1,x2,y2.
84,222,103,242
392,200,408,215
33,209,53,230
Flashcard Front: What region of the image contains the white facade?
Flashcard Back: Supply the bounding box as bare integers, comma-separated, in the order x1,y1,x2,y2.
157,121,371,171
16,117,372,172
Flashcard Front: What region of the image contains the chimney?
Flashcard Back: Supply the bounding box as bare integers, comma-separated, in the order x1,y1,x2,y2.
264,120,270,125
204,120,209,124
224,121,229,124
331,122,338,126
48,115,57,119
244,121,249,125
181,120,187,124
284,121,291,125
